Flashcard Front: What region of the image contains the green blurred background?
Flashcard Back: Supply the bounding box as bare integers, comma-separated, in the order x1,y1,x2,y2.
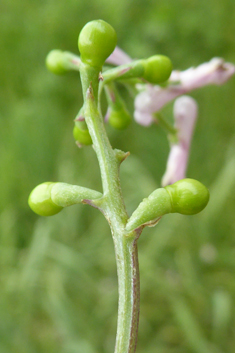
1,0,235,352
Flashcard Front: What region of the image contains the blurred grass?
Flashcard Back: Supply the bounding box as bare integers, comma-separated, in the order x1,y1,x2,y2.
1,0,235,352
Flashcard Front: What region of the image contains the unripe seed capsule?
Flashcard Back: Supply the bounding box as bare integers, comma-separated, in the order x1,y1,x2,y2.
28,182,63,217
126,178,209,231
142,55,172,84
105,82,131,130
73,123,92,146
108,108,131,130
78,20,117,68
165,178,210,215
46,50,68,75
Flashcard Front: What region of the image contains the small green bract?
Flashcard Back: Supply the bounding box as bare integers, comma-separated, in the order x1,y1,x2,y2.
78,19,117,68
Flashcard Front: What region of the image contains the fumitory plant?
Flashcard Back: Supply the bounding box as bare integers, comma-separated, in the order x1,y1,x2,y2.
28,20,235,353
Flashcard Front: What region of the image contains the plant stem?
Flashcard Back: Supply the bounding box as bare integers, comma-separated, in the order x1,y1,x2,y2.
79,62,142,353
102,60,145,84
113,232,141,353
154,112,178,136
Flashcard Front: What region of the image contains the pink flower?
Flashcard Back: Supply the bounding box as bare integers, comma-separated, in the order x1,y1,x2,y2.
134,85,180,126
106,48,234,126
170,58,235,88
105,48,235,185
134,58,235,126
161,96,198,186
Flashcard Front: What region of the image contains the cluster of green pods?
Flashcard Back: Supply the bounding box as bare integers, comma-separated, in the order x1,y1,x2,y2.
30,21,209,225
46,20,174,144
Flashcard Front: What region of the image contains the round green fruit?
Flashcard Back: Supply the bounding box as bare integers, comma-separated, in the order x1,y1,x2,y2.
46,50,67,75
28,182,63,216
165,178,210,215
78,20,117,68
142,55,172,84
73,125,92,145
109,109,131,130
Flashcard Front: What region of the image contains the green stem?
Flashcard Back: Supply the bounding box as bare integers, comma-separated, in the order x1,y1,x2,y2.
79,62,141,353
154,112,178,137
63,51,81,71
102,60,145,84
114,232,141,353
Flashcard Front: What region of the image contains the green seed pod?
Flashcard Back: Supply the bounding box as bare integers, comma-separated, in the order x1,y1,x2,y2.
126,178,209,231
46,50,81,74
165,178,210,215
73,123,92,146
142,55,172,84
105,82,131,130
126,188,172,231
29,182,103,217
46,50,68,75
108,108,131,130
78,20,117,68
28,182,63,217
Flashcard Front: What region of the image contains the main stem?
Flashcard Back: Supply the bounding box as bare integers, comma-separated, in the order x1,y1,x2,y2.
79,62,141,353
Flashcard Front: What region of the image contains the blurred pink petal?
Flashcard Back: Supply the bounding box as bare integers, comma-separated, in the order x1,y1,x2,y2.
161,96,198,186
104,107,111,122
161,145,188,186
134,85,180,125
170,58,235,88
134,109,153,126
173,95,198,147
106,46,132,66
